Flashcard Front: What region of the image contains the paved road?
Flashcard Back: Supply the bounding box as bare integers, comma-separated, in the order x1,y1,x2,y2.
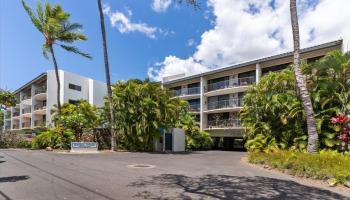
0,149,349,200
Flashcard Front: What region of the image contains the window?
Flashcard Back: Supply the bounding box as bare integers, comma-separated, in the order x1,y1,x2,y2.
69,99,78,104
68,83,82,91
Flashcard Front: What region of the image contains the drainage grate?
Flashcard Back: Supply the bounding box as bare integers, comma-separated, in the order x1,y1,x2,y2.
127,164,156,169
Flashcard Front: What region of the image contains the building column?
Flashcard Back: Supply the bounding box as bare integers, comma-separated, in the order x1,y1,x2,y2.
200,76,206,131
256,63,261,83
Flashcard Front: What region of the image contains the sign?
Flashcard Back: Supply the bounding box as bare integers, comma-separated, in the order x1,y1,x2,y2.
71,142,98,152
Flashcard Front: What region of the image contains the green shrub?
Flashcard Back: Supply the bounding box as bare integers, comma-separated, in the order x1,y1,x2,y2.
0,133,32,148
248,150,350,185
32,128,75,149
186,131,213,150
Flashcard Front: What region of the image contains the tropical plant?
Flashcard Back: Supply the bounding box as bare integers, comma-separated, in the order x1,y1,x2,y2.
0,90,15,108
178,112,213,150
242,50,350,152
105,79,189,151
22,0,91,115
290,0,319,153
32,127,74,149
52,100,101,141
331,113,350,151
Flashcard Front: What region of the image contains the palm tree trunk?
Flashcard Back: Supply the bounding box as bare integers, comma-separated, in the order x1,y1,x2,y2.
49,45,61,115
97,0,117,151
290,0,319,153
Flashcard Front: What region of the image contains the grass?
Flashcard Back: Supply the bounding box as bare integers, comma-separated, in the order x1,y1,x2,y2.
248,150,350,185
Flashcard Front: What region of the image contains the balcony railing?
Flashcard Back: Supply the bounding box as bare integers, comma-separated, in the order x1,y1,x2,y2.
22,122,31,129
22,95,31,101
4,125,11,130
34,120,45,127
206,76,255,92
12,124,19,129
22,108,31,114
171,87,200,97
207,98,243,110
189,103,200,112
35,87,47,95
34,104,47,111
13,112,20,117
5,113,11,118
207,118,241,129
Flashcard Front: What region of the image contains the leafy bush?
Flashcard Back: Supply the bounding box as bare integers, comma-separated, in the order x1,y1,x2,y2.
242,50,350,152
249,150,350,185
186,131,213,150
32,128,75,149
0,133,32,148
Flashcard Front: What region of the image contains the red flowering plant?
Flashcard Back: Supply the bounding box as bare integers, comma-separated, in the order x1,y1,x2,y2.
331,113,350,151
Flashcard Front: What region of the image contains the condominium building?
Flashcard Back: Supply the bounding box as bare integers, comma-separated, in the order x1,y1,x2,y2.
2,70,107,132
162,40,342,150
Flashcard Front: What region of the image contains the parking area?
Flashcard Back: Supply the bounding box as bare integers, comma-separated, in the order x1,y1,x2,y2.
0,149,349,200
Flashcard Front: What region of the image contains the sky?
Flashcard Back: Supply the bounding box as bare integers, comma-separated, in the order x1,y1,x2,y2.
1,0,350,90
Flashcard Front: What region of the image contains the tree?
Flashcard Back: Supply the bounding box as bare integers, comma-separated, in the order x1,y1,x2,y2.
0,90,15,108
290,0,319,153
52,100,101,141
105,79,188,151
22,1,91,115
97,0,117,151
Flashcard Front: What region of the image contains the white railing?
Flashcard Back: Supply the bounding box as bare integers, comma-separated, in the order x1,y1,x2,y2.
206,76,255,92
207,98,243,110
35,87,47,95
207,118,241,129
22,108,31,114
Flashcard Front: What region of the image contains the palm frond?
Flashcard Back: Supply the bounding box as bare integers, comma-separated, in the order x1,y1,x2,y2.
42,43,50,59
59,44,92,59
21,0,43,32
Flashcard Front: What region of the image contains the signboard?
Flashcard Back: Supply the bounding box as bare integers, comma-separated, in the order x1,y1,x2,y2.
71,142,98,153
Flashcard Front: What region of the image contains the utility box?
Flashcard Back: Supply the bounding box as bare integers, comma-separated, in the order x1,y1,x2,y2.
161,128,185,152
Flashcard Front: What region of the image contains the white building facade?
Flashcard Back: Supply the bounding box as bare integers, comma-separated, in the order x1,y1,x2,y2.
162,40,343,150
3,70,107,132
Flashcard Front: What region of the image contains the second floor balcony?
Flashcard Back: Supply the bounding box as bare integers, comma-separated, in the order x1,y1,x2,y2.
206,76,255,92
207,118,241,129
207,98,243,111
22,95,31,101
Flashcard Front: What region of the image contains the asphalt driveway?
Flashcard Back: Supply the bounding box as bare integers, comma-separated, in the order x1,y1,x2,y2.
0,149,349,200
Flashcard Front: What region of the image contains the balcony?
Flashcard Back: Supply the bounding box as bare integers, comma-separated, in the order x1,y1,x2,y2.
21,95,32,105
22,108,31,117
34,87,47,100
13,112,20,117
34,120,46,127
35,87,47,95
33,104,46,115
5,113,11,119
12,124,20,130
4,125,11,130
189,103,200,112
205,76,255,94
206,118,241,129
171,87,200,99
22,122,31,129
206,99,243,113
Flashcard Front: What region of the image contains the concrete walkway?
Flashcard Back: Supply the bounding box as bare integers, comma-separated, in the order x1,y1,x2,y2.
0,149,349,200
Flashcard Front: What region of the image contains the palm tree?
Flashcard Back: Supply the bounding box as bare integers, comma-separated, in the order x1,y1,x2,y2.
22,1,91,115
290,0,318,153
97,0,117,151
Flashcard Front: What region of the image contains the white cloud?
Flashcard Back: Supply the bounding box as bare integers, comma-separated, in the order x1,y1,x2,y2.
103,4,158,39
152,0,172,13
187,39,195,47
149,0,350,81
148,56,209,81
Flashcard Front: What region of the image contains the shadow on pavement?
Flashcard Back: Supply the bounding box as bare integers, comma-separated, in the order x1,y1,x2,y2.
129,174,349,200
0,175,29,183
